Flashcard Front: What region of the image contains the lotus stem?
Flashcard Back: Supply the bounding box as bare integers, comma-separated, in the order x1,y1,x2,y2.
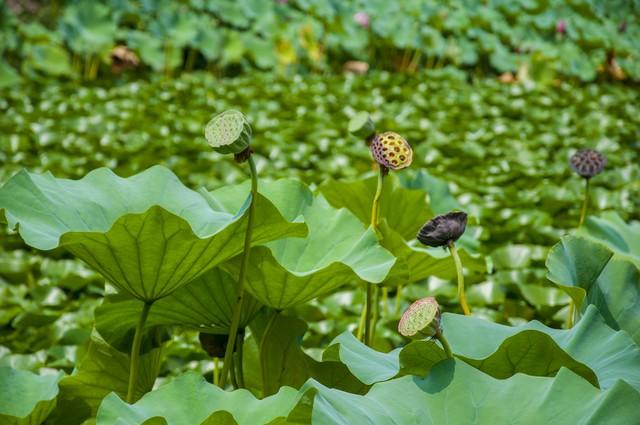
394,285,403,316
364,280,375,346
220,156,258,388
126,301,153,403
260,310,279,396
213,357,220,386
370,167,385,230
382,286,389,317
229,352,238,389
364,167,385,346
448,241,471,316
356,288,367,341
579,178,590,227
436,330,453,359
235,331,245,388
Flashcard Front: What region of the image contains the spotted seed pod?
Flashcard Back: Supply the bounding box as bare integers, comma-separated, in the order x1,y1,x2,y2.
417,211,467,248
569,149,607,178
348,111,375,140
398,297,442,339
204,109,252,155
370,132,413,170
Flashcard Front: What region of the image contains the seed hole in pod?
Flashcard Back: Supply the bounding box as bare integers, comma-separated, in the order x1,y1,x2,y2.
400,155,405,160
394,147,400,152
389,152,395,157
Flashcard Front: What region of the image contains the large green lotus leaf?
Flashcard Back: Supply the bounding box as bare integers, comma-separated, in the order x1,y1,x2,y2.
0,367,63,425
48,335,162,425
0,166,306,302
304,360,640,425
547,235,640,345
245,311,365,397
441,305,640,391
222,196,395,309
95,268,263,351
318,173,432,241
380,221,486,286
326,306,639,390
323,331,403,385
577,212,640,265
95,372,301,425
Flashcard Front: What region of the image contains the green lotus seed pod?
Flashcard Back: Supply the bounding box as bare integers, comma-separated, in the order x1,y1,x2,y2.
204,109,252,155
348,111,376,139
398,297,442,339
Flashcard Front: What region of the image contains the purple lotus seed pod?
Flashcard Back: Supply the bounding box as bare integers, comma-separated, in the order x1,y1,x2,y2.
398,297,442,339
417,211,468,248
569,149,607,179
353,11,370,28
370,132,413,170
556,20,567,34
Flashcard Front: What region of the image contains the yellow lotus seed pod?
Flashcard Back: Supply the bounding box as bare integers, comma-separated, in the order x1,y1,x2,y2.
370,131,413,170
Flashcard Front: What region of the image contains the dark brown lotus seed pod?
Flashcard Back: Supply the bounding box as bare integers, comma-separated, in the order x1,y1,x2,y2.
417,211,467,248
370,132,413,170
398,297,442,339
198,332,228,358
569,149,607,178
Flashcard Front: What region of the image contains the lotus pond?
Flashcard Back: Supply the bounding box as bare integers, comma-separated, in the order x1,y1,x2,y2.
0,70,639,424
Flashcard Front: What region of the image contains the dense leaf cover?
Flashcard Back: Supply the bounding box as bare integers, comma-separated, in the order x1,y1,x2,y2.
0,70,638,424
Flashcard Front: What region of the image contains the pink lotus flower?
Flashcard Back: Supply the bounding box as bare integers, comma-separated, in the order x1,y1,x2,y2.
353,11,370,28
556,20,567,34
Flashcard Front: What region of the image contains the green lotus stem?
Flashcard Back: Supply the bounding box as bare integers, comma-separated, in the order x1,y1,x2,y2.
436,330,453,359
213,357,220,386
260,310,279,396
235,332,245,388
127,301,153,404
364,168,385,346
229,353,238,389
448,241,471,316
579,178,590,227
370,167,385,230
364,280,375,346
394,285,403,316
356,290,367,342
220,156,258,388
382,286,389,317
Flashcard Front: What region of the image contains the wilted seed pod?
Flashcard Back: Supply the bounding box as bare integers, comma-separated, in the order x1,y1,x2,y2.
569,149,607,179
370,132,413,170
417,211,467,248
198,332,228,358
204,109,252,155
348,111,376,140
398,297,442,339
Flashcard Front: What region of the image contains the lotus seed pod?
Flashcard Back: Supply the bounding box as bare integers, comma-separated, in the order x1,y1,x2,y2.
398,297,442,339
348,111,375,140
569,149,607,179
417,211,467,248
204,109,252,155
370,132,413,170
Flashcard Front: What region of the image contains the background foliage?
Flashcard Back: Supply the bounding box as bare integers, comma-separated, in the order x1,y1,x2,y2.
1,0,640,85
1,1,639,424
